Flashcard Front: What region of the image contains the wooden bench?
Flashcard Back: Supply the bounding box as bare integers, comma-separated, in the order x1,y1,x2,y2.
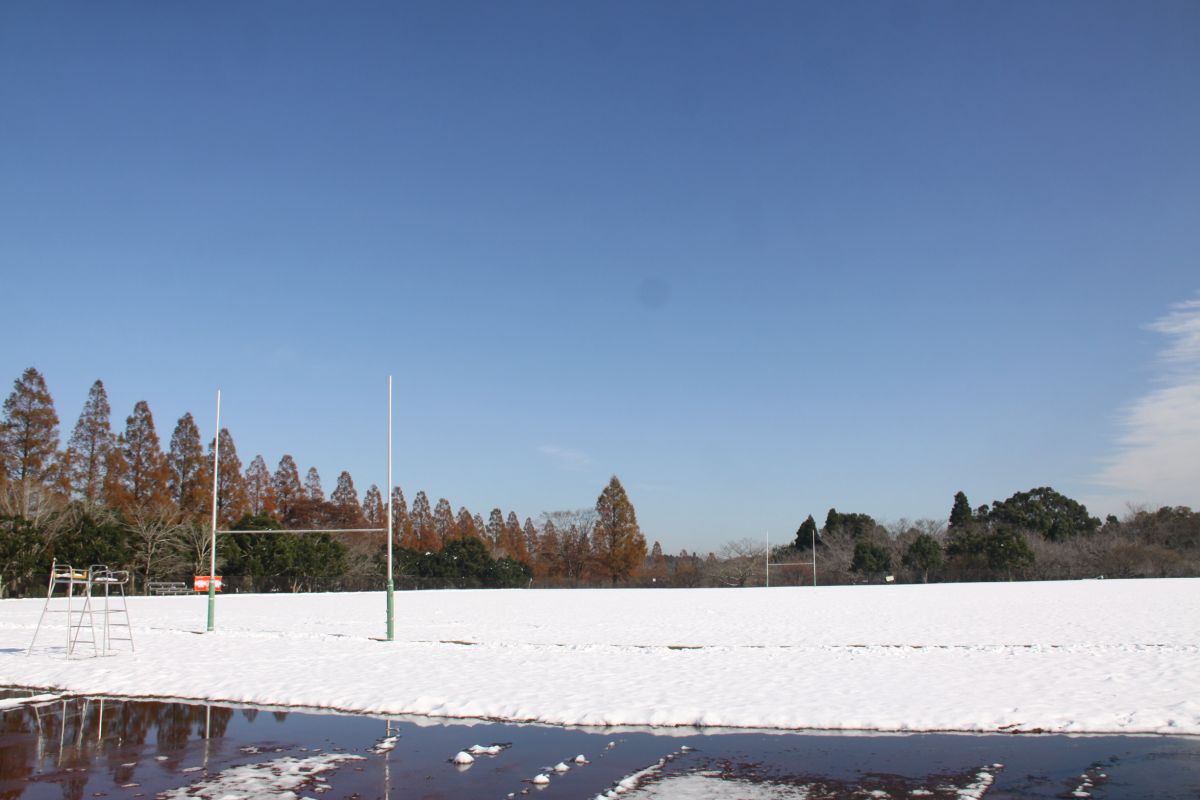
147,581,190,596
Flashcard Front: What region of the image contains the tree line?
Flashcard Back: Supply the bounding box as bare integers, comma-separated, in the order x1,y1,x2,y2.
1,366,1196,596
0,368,648,596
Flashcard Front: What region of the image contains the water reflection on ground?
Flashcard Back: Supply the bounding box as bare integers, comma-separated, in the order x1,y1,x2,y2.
1,689,1198,799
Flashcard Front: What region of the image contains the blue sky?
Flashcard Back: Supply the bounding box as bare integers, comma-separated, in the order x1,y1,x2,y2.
2,2,1197,552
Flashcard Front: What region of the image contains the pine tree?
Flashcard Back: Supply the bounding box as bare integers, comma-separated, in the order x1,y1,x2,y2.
362,484,384,527
456,507,478,540
411,491,437,551
168,412,209,517
66,380,115,505
433,498,455,544
244,455,276,516
304,467,324,501
0,367,62,514
485,508,505,550
793,515,819,550
122,401,170,509
272,455,303,515
593,475,647,584
949,491,974,530
213,428,248,526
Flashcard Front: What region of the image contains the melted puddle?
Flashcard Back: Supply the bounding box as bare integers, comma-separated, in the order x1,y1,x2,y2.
1,689,1197,799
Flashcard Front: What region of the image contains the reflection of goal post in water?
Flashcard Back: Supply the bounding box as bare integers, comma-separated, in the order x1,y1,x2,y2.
765,526,817,587
203,377,397,641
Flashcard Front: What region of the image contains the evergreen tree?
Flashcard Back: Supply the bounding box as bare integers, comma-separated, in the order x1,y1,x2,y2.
902,534,944,583
949,491,974,529
824,508,879,540
850,540,892,582
67,379,114,505
593,475,647,584
122,401,170,509
432,498,455,543
0,367,61,514
986,527,1035,579
271,455,303,515
362,484,384,527
411,491,437,551
988,487,1099,541
793,515,819,550
213,428,248,526
244,455,275,515
168,412,209,517
304,467,324,501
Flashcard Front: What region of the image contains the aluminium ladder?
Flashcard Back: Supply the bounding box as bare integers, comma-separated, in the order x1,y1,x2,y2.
27,562,135,657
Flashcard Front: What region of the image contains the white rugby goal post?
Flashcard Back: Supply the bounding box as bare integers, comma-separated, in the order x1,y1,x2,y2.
203,377,397,640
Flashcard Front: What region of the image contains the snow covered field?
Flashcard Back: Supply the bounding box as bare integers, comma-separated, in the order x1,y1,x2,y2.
2,579,1197,734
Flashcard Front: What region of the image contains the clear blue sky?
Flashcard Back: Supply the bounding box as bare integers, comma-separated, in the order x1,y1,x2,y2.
2,2,1198,552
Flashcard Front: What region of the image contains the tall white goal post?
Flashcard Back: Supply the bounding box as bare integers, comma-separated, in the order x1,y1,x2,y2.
205,377,396,640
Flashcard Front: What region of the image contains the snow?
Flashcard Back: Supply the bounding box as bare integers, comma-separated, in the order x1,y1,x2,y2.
0,692,60,709
452,750,475,765
2,579,1198,734
618,772,812,799
531,773,551,784
156,752,363,800
466,743,508,755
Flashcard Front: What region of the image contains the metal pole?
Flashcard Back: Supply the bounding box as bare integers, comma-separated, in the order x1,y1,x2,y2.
812,521,817,587
386,376,394,641
765,529,769,588
207,390,221,632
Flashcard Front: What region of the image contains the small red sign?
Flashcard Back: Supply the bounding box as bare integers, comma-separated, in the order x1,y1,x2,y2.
194,576,223,592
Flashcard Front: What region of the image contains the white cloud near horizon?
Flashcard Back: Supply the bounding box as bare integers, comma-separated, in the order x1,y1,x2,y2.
538,444,592,470
1093,297,1200,511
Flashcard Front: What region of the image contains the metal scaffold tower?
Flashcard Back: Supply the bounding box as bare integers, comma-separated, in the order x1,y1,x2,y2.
27,562,135,658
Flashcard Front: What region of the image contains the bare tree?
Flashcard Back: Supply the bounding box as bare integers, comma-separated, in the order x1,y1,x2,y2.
713,538,767,587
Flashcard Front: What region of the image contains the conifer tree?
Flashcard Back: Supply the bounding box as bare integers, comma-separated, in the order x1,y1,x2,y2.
168,412,209,516
213,428,248,526
410,491,437,551
536,520,561,578
949,491,974,530
391,486,415,547
0,367,62,514
272,455,303,515
331,471,362,518
523,517,539,559
433,498,455,544
593,475,647,584
456,507,478,540
473,513,486,543
304,467,324,501
793,515,819,550
498,511,529,563
122,401,170,509
244,455,276,515
102,445,132,509
67,379,114,505
485,508,505,550
362,484,384,527
648,540,669,583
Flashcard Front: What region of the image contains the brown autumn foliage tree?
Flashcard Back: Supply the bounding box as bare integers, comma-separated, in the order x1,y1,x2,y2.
535,520,561,578
410,491,437,551
244,455,276,516
304,467,324,501
391,486,416,548
0,367,62,515
212,428,248,526
330,471,364,525
433,498,455,544
168,412,209,517
122,401,171,511
484,508,504,551
498,511,529,563
66,379,114,505
593,475,647,584
456,507,479,540
272,455,303,516
362,484,384,527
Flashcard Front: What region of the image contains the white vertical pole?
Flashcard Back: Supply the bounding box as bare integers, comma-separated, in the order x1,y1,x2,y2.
765,529,769,588
206,390,221,632
385,376,394,641
812,522,817,587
